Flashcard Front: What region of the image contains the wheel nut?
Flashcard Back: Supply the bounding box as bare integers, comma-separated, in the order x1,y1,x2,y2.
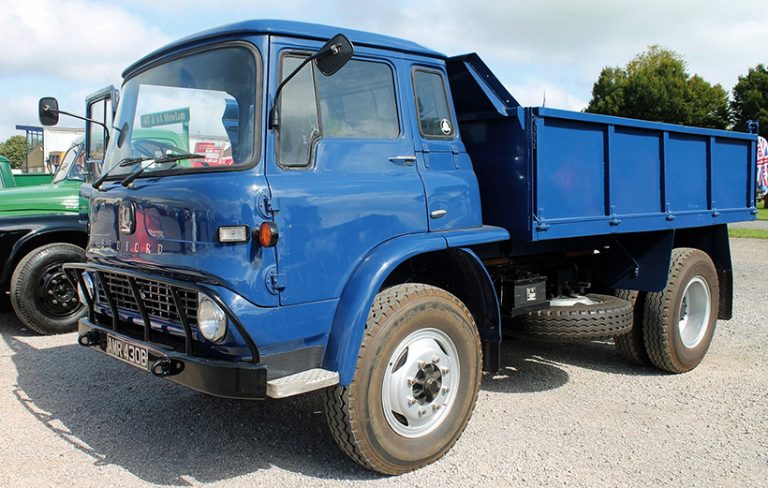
48,290,53,295
432,355,440,363
441,367,449,375
417,360,426,368
441,386,449,394
432,404,441,411
407,396,417,406
418,408,426,416
52,299,58,304
407,377,415,386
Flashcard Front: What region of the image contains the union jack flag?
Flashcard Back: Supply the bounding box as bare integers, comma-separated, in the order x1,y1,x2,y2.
758,136,768,193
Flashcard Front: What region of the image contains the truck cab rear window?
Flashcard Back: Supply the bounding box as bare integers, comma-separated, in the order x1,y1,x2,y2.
413,69,454,138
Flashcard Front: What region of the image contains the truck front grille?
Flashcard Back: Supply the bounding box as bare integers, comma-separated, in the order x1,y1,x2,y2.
96,272,198,326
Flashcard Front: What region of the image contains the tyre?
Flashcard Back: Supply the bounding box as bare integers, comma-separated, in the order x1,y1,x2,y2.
10,243,86,335
613,290,651,366
514,294,632,341
324,284,482,475
642,248,719,373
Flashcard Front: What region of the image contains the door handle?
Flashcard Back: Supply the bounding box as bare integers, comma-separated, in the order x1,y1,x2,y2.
388,155,417,166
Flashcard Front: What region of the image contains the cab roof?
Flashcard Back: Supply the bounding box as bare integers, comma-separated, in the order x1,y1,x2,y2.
123,19,445,78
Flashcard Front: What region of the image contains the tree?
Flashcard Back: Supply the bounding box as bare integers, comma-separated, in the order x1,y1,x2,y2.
586,46,730,129
0,136,29,169
731,64,768,138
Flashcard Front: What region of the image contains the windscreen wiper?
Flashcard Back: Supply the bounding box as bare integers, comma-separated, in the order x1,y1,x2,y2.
120,153,205,187
92,156,149,190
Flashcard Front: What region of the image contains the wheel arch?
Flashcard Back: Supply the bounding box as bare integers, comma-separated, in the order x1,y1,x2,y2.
323,232,501,385
673,224,732,320
381,247,501,343
600,225,731,320
2,226,87,289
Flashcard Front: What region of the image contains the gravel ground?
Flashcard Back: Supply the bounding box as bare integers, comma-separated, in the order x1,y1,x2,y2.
729,220,768,230
0,238,766,487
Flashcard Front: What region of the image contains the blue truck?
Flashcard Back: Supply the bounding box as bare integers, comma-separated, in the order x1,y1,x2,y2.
55,21,756,474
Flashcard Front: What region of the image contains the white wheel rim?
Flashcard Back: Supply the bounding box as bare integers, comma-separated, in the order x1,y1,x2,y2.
549,295,602,307
381,328,460,438
678,276,711,349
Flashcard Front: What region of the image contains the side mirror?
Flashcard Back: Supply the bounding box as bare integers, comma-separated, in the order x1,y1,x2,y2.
314,34,354,76
39,97,60,126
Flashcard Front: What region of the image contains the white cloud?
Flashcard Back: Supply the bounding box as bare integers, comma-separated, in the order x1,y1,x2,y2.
0,0,169,82
0,93,39,131
325,0,767,94
1,0,766,140
505,82,589,112
0,84,96,141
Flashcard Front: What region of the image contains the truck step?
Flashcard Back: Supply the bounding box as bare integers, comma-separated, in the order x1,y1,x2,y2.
267,368,340,399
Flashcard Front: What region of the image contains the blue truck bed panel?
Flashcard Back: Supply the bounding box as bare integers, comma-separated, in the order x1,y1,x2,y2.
527,108,756,240
448,55,758,242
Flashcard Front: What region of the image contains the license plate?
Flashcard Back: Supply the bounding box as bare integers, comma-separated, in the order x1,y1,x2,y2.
106,335,150,371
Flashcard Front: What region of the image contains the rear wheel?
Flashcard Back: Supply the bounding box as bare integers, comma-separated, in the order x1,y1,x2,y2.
613,290,651,366
324,284,482,475
10,243,85,335
642,248,719,373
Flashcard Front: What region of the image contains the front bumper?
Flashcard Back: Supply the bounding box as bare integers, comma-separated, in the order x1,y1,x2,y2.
78,318,268,399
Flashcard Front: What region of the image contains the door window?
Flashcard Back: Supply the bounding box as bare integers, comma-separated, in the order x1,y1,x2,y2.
279,56,320,167
278,53,400,167
87,97,112,161
316,60,399,139
413,69,454,138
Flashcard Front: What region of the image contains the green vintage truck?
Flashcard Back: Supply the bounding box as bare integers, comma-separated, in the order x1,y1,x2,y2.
2,87,192,334
0,137,91,334
0,157,53,189
0,87,117,334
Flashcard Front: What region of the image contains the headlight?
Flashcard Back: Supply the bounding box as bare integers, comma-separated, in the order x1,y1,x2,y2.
197,294,227,342
77,272,94,303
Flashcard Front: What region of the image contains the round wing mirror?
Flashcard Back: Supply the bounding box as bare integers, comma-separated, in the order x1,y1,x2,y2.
39,97,60,126
315,34,354,76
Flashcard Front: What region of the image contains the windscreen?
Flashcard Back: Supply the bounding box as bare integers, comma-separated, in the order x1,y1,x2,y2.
102,46,258,178
52,141,85,183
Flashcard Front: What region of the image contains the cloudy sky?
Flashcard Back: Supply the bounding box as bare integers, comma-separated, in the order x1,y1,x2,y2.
0,0,766,140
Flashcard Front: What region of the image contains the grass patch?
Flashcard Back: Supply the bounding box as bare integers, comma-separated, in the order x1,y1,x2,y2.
729,227,768,239
758,199,768,220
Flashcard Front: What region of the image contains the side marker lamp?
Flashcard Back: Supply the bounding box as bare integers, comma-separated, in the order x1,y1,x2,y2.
258,222,279,247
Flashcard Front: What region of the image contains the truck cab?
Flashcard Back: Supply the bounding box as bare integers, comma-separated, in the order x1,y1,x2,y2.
66,20,756,475
75,22,490,373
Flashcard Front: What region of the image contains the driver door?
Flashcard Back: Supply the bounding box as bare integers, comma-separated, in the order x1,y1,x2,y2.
84,86,119,182
81,86,118,218
265,39,428,306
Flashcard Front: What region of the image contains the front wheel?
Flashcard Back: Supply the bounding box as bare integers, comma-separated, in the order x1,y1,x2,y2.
324,284,482,475
10,243,86,335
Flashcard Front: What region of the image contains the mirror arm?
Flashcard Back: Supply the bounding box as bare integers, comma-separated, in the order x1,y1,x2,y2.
269,52,321,129
50,109,111,139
